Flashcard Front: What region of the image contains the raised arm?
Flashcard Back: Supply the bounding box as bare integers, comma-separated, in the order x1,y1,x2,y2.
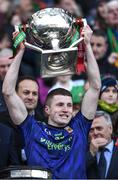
81,26,101,120
2,36,28,125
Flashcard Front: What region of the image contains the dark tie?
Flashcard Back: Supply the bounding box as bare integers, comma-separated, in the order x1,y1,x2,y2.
98,148,107,179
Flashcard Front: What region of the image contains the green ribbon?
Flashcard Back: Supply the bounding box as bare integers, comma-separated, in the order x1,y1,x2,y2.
98,100,118,113
70,25,80,46
66,24,80,46
107,28,118,53
13,25,26,56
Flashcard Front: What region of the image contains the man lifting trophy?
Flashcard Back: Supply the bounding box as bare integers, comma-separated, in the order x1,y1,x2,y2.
14,8,87,77
3,6,101,180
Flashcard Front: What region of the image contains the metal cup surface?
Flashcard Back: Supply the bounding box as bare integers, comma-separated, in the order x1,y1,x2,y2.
28,8,75,50
26,8,79,77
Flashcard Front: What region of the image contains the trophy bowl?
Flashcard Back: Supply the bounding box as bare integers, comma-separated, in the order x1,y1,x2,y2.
27,8,76,50
15,8,86,77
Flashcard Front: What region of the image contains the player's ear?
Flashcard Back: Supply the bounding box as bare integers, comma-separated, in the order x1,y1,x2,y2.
44,105,50,115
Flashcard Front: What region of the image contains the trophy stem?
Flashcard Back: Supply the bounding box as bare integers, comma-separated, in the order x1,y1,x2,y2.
51,39,60,50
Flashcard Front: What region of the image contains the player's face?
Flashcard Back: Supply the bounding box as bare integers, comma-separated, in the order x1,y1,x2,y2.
45,95,73,127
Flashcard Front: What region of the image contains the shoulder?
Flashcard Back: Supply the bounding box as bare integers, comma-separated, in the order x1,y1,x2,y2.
0,123,12,132
0,123,14,140
18,115,43,131
73,111,92,121
71,111,92,133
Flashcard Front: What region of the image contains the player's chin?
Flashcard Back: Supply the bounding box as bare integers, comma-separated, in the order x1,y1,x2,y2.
26,105,36,111
60,118,71,126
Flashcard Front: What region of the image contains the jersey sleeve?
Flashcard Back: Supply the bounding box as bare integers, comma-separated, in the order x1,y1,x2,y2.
71,111,92,141
17,115,37,148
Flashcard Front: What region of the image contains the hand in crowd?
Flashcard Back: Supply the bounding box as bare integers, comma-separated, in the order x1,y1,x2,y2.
108,52,118,67
90,137,108,156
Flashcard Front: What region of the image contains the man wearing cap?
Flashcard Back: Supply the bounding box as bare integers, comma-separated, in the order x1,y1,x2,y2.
98,76,118,137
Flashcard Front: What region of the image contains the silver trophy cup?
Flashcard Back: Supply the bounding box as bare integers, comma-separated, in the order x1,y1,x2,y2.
15,8,87,77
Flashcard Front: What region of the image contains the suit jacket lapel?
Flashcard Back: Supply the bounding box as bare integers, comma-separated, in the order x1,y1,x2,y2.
106,144,118,178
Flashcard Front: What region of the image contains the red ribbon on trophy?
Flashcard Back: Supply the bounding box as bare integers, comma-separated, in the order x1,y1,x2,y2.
75,18,86,74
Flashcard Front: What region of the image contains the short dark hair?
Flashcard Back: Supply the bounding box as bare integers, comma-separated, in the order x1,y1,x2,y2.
45,88,72,106
93,29,107,42
53,0,62,4
16,76,39,92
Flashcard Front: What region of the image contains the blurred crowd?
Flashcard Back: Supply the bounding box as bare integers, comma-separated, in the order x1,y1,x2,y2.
0,0,118,179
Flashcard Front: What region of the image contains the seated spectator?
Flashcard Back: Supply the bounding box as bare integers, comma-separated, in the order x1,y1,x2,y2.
0,123,20,169
87,110,118,179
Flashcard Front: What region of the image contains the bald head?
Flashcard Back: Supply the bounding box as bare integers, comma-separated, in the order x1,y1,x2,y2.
0,48,13,80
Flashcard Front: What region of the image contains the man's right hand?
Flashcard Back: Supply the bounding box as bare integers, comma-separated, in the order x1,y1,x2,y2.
90,137,108,156
13,31,25,51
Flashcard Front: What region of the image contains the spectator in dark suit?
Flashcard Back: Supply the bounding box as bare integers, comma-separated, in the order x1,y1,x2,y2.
0,123,20,169
87,110,118,179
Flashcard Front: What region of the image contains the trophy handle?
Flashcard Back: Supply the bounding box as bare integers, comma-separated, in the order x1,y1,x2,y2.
69,18,87,48
14,18,86,53
24,42,43,53
42,47,77,54
14,25,43,53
